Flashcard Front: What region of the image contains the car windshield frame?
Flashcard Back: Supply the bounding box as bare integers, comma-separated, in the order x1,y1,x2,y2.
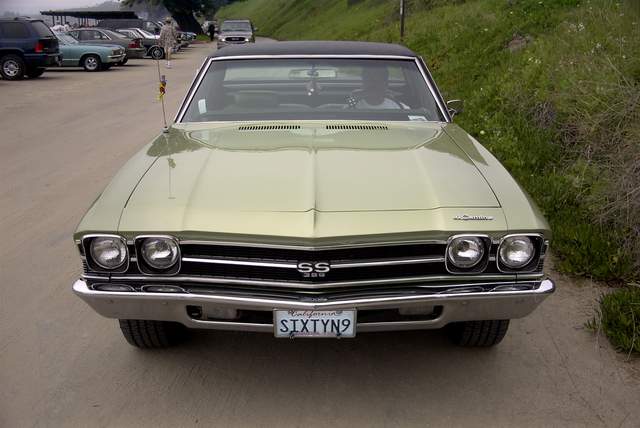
176,55,450,124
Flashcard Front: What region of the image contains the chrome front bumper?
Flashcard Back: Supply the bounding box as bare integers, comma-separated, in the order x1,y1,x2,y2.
107,54,125,63
73,278,555,333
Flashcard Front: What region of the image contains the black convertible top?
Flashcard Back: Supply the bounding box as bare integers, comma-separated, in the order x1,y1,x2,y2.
210,41,418,58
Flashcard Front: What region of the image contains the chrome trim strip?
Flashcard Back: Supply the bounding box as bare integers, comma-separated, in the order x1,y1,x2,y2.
174,56,210,123
331,256,444,269
180,255,445,270
182,257,297,269
210,54,417,61
414,57,450,122
517,273,545,280
106,273,517,289
179,238,447,250
82,274,110,280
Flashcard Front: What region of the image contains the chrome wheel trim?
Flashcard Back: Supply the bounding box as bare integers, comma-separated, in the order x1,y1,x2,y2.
3,59,20,77
85,56,98,70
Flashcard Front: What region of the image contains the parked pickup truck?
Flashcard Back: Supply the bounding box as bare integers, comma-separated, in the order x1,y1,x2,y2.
0,18,61,80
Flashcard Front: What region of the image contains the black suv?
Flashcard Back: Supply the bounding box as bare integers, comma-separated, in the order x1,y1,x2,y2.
0,18,61,80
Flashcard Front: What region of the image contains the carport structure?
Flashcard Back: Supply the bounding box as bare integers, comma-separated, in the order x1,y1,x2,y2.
40,10,139,27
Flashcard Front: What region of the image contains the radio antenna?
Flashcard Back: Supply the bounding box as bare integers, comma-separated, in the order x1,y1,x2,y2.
156,58,169,133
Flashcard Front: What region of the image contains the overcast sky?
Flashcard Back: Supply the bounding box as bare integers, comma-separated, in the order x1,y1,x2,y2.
0,0,116,14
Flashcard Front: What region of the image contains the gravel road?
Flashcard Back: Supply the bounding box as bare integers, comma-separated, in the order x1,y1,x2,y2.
0,42,638,428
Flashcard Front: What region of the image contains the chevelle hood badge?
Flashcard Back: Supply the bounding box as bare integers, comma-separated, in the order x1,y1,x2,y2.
454,214,495,221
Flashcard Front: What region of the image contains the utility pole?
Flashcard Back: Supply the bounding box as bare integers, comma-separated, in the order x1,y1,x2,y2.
400,0,405,42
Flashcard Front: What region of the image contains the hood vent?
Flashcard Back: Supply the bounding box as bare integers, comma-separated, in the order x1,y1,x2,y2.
238,125,301,131
326,124,388,130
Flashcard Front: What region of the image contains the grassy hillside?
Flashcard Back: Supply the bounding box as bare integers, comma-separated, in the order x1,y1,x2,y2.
218,0,640,283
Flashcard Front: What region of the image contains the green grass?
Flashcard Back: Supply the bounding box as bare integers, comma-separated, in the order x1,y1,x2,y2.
588,287,640,355
217,0,640,283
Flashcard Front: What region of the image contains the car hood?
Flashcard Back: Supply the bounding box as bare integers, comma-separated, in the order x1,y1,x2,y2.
116,122,501,233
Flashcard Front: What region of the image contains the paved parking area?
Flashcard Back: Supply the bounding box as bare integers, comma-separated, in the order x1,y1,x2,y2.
1,43,639,428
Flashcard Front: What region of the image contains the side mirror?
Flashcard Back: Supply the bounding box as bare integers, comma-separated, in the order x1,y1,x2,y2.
447,99,464,118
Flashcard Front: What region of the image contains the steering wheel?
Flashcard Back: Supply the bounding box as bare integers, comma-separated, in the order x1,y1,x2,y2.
346,89,405,109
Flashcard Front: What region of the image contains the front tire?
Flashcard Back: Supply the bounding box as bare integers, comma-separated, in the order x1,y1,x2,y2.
118,319,187,349
1,54,25,80
82,54,101,72
446,320,510,347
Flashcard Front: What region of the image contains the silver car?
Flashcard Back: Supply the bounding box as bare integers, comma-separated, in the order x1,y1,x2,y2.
217,19,255,49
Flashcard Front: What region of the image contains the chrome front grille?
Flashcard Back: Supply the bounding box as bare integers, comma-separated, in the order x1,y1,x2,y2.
179,241,450,283
104,240,544,289
179,255,448,283
180,242,445,261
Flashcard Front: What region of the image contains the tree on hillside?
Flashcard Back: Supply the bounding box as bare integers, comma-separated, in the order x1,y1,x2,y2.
122,0,235,34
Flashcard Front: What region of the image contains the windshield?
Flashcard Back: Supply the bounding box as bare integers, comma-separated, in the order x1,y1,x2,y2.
221,21,252,32
181,58,444,122
109,30,127,39
56,33,78,44
138,28,156,38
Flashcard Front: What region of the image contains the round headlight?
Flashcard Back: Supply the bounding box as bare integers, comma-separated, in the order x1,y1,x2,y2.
499,236,535,269
141,237,179,270
90,236,127,270
447,236,485,269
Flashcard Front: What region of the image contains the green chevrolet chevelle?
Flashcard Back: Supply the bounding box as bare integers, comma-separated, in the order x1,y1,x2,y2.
73,41,554,348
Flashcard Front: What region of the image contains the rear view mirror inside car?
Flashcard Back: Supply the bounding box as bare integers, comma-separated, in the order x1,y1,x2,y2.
289,68,338,79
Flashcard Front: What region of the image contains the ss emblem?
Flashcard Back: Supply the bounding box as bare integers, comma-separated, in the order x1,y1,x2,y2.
296,261,331,278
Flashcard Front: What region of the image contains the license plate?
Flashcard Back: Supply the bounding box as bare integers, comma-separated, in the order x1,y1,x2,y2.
274,309,356,338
